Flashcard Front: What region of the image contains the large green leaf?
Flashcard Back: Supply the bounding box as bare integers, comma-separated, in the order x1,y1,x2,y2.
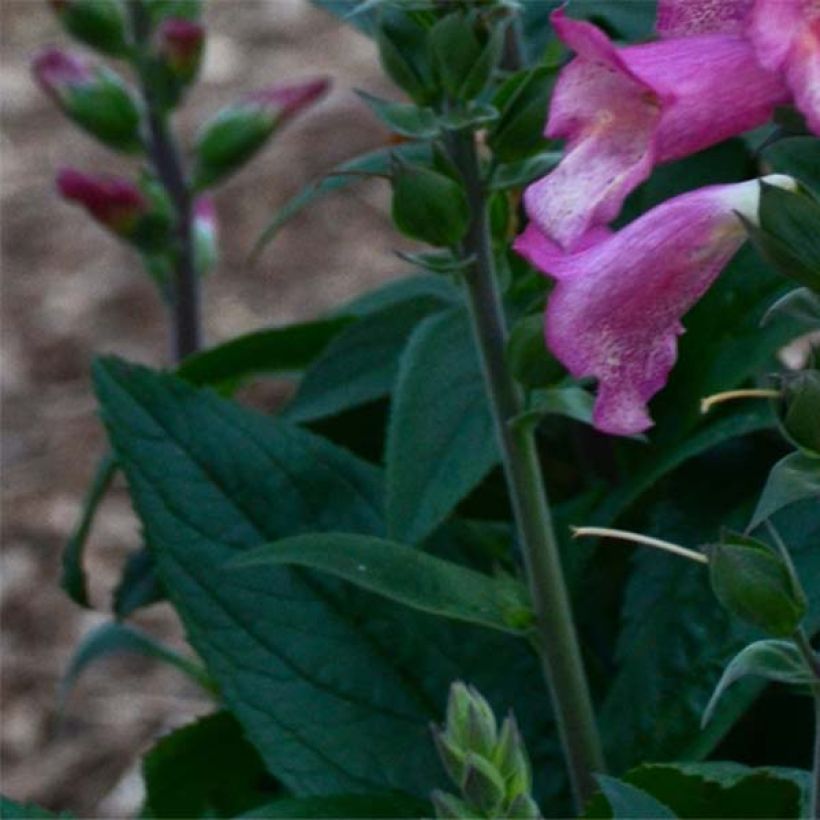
386,308,499,545
93,359,551,800
588,775,676,819
235,533,532,635
284,295,450,423
586,763,808,819
143,712,279,818
240,793,428,818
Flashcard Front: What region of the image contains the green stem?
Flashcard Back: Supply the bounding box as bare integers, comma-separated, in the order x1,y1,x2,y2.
127,0,202,362
445,128,605,809
794,627,820,819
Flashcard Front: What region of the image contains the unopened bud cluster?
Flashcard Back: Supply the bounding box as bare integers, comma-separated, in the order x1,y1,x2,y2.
432,682,541,819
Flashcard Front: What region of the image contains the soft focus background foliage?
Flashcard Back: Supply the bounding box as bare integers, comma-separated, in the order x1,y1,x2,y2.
1,3,407,814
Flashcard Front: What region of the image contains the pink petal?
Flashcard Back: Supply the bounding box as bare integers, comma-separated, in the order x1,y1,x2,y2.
656,0,754,36
749,1,820,135
515,176,796,436
524,12,788,251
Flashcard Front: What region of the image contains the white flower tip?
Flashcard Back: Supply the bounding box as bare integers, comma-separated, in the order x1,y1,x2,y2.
760,173,798,192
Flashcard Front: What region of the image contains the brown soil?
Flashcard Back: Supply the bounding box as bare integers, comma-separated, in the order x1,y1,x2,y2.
1,2,408,814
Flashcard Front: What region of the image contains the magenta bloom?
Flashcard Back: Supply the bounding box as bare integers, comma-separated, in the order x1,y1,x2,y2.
515,175,796,436
156,18,205,82
32,47,94,102
748,0,820,134
524,11,789,250
57,168,148,238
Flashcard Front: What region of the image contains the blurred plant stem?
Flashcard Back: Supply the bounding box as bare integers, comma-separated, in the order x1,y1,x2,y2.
444,126,605,810
127,0,201,361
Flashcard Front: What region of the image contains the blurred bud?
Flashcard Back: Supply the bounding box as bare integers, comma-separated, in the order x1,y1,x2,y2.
780,369,820,456
57,167,148,238
493,714,531,798
32,47,141,152
193,196,218,275
506,793,542,819
375,7,435,104
48,0,128,56
461,752,506,814
708,532,807,637
431,790,474,820
192,77,330,189
391,164,471,248
57,168,171,249
155,18,204,85
145,0,202,24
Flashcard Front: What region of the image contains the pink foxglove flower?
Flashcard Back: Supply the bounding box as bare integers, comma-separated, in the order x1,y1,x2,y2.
515,175,797,436
524,10,789,250
57,168,149,238
748,0,820,134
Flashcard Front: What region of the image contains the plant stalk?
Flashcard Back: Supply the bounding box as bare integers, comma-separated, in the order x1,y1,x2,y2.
445,128,605,809
128,0,202,361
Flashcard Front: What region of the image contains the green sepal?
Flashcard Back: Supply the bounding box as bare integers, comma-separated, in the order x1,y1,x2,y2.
779,369,820,456
375,6,436,104
356,90,439,138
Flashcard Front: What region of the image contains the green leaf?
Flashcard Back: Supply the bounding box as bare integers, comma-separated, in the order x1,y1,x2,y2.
708,531,807,638
240,793,428,818
234,533,533,635
143,712,278,818
113,547,165,618
0,797,68,819
253,142,431,257
780,371,820,456
60,621,214,707
61,451,117,607
598,763,809,820
356,91,439,138
95,358,546,798
284,295,450,423
387,308,499,545
762,136,820,197
750,452,820,531
749,184,820,291
429,13,483,99
489,152,561,191
589,775,676,819
339,273,459,318
513,387,595,432
703,640,814,727
177,316,353,390
391,164,471,247
762,287,820,330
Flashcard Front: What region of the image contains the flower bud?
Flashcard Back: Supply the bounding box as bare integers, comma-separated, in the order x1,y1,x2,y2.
461,752,506,815
708,532,807,637
192,77,330,189
48,0,128,56
780,369,820,456
57,168,170,249
193,196,218,275
431,790,474,820
155,18,204,85
493,714,532,799
32,47,141,152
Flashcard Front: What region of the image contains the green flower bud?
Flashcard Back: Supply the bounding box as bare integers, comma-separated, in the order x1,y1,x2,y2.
494,714,531,799
780,370,820,456
192,78,329,189
375,7,435,104
708,532,807,637
431,790,476,820
461,752,506,815
506,793,542,819
49,0,128,56
32,48,141,152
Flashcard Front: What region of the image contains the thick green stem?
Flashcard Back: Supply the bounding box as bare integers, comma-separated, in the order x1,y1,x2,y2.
446,129,605,809
128,0,202,362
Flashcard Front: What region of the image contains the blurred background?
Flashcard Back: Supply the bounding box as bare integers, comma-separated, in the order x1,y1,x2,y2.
1,2,409,814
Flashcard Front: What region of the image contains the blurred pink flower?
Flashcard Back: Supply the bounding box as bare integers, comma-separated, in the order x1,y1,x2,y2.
156,18,205,82
32,47,94,102
515,175,796,436
57,168,148,238
523,10,789,250
243,77,331,121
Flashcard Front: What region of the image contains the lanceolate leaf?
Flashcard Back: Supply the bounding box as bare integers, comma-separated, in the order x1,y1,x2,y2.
702,640,814,728
60,621,214,707
589,775,676,819
386,308,499,545
93,359,549,799
749,452,820,531
61,451,117,607
234,533,533,635
284,295,450,423
113,546,165,619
